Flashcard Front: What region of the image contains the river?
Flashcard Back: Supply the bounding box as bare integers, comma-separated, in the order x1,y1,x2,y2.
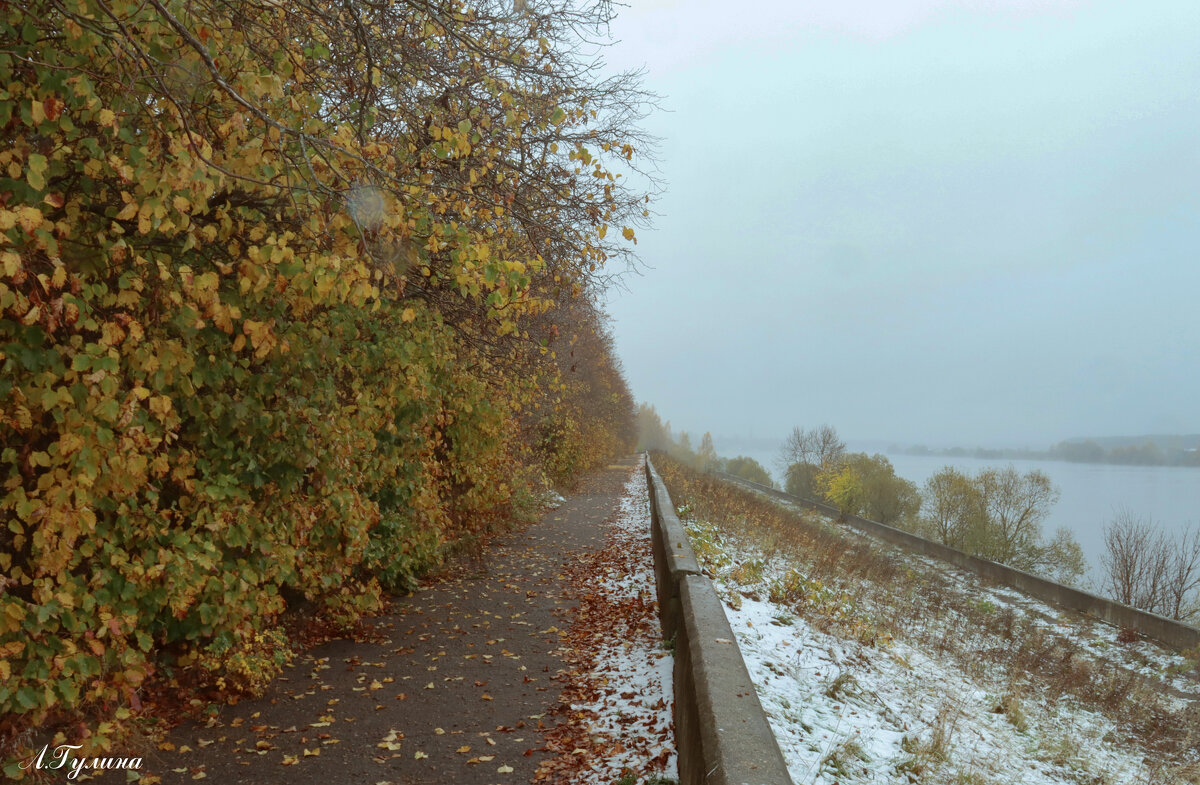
717,442,1199,587
884,453,1199,585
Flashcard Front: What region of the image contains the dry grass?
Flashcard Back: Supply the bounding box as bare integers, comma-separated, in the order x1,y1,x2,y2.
653,453,1200,776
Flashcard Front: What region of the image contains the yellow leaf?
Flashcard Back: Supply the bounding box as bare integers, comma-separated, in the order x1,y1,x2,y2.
456,745,470,753
497,765,514,774
30,100,45,124
413,751,428,760
622,227,635,241
17,206,43,233
401,307,415,323
303,748,320,757
116,202,138,221
2,252,21,278
149,396,173,417
99,108,115,126
58,432,84,456
243,319,268,348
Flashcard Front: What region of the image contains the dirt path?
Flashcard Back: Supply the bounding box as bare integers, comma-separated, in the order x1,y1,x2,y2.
147,457,641,785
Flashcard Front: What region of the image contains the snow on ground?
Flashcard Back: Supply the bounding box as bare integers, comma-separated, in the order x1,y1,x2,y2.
679,501,1200,785
769,493,1200,701
728,596,1154,785
537,459,677,785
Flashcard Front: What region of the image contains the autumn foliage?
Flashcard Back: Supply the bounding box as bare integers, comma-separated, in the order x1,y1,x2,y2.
0,0,646,754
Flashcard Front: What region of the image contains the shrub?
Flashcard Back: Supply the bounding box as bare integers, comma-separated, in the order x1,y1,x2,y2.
0,0,646,752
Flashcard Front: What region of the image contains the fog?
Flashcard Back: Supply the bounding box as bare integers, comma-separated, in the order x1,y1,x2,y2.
602,0,1200,448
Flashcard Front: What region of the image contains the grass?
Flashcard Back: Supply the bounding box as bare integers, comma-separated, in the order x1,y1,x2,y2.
824,671,858,700
654,452,1200,781
994,680,1029,733
822,736,870,779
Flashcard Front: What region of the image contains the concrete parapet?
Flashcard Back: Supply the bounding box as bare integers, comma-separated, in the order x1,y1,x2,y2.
645,460,702,638
645,458,793,785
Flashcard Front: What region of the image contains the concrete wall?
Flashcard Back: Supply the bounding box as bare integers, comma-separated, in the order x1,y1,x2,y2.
645,459,793,785
717,472,1200,651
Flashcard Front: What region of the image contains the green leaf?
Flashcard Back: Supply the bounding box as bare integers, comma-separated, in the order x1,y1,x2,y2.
15,686,38,710
96,398,119,422
27,153,47,191
57,679,80,704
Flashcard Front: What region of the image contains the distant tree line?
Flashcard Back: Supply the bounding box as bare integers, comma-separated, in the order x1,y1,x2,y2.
896,438,1200,468
635,404,774,487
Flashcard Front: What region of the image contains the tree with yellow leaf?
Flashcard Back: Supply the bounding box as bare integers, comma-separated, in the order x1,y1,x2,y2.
0,0,652,758
817,465,865,519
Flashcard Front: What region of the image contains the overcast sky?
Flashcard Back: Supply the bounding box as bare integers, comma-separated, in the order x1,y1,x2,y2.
598,0,1200,448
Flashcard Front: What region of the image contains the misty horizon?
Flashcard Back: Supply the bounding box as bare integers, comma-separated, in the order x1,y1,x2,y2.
674,431,1200,457
600,0,1200,447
